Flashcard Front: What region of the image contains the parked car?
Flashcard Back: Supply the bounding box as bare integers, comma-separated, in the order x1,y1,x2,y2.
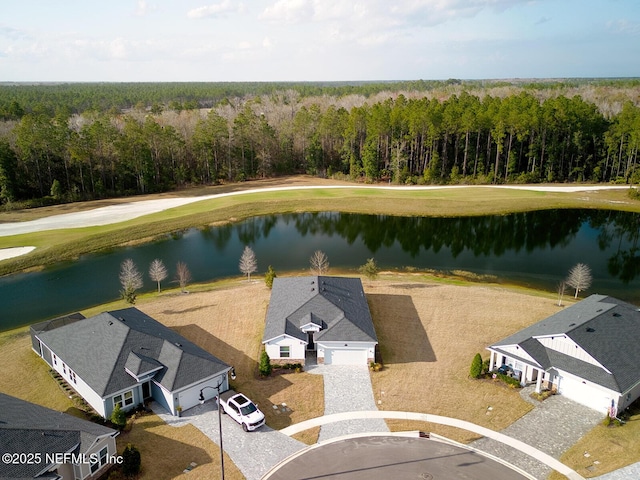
217,390,265,431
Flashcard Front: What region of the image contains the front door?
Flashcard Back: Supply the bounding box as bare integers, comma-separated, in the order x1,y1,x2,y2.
142,381,151,399
307,332,315,351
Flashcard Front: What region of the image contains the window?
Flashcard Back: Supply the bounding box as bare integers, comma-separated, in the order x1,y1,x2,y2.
90,447,108,474
70,370,77,384
280,346,290,358
62,363,66,375
113,390,134,409
52,354,57,366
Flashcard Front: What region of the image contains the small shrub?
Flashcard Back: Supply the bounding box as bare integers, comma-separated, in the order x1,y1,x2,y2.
469,353,482,379
121,443,141,477
110,404,126,429
359,258,379,279
369,361,383,372
259,350,272,377
493,372,521,388
628,187,640,200
265,265,277,289
602,415,611,427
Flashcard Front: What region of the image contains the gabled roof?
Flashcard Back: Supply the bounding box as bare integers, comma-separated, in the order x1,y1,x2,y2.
263,276,377,344
490,294,640,393
35,308,230,397
0,393,116,479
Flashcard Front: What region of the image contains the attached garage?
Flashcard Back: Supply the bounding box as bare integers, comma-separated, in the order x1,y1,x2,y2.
557,373,612,413
323,348,368,365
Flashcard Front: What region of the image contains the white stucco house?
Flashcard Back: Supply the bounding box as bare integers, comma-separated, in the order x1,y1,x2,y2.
0,392,119,480
487,294,640,415
31,308,232,418
262,276,378,366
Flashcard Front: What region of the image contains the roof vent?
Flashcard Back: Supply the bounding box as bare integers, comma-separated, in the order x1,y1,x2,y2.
108,321,113,325
613,313,621,317
119,317,125,322
311,287,315,291
586,327,595,333
174,342,182,347
568,323,576,327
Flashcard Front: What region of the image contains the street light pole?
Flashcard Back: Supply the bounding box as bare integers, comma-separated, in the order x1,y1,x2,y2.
199,367,235,480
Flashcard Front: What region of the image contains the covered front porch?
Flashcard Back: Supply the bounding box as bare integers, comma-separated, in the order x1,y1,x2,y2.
488,349,556,394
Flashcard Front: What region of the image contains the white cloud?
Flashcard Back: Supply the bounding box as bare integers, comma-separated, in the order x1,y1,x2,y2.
135,0,157,17
607,19,640,36
260,0,314,24
187,0,237,19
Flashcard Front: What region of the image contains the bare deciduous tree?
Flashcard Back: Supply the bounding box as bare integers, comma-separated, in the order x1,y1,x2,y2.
175,261,191,293
557,280,566,306
149,259,168,293
239,246,257,281
309,250,329,275
565,263,593,298
120,258,143,304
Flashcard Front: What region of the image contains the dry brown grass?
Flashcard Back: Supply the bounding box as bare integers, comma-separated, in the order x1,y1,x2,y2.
138,280,325,445
117,412,244,480
364,275,568,442
12,274,629,479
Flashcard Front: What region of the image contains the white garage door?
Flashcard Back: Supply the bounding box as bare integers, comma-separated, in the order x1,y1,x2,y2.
324,348,367,365
558,375,610,413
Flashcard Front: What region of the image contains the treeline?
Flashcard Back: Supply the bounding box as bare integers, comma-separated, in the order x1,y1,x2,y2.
1,83,639,205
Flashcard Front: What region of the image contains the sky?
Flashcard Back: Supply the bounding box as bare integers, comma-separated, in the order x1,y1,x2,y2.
0,0,638,82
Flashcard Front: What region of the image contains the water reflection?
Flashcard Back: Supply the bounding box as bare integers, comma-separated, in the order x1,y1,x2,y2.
0,209,639,330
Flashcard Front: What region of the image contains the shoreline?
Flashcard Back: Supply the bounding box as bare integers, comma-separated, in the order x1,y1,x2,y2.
0,183,631,261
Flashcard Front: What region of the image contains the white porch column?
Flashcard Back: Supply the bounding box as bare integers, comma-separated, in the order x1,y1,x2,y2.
489,351,495,371
535,370,543,393
520,364,528,386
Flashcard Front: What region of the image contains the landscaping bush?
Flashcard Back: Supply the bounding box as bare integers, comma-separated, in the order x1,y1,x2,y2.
493,372,521,388
265,265,277,289
121,443,141,477
110,404,126,429
259,350,272,377
469,353,482,379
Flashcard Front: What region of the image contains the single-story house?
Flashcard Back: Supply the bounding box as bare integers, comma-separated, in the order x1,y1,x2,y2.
0,392,118,480
487,294,640,415
31,307,231,418
262,276,378,366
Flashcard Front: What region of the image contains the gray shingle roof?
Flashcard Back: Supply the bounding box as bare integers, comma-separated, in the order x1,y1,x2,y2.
263,276,377,344
490,294,640,393
35,308,229,397
0,393,116,479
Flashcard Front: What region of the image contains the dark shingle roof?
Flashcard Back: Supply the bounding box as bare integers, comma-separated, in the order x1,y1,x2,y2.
263,276,377,344
35,308,229,397
490,295,640,393
0,393,116,479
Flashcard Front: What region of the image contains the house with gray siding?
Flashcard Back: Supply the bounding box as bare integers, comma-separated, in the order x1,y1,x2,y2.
263,276,378,366
0,393,118,480
31,307,231,418
487,294,640,415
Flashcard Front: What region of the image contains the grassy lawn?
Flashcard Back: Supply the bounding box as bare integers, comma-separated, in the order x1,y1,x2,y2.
2,177,640,478
549,403,640,479
1,176,638,277
3,275,640,478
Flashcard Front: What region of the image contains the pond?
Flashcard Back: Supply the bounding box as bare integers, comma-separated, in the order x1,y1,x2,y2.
1,209,639,331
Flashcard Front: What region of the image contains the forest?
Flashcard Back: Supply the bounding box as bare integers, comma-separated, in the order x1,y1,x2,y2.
0,79,639,207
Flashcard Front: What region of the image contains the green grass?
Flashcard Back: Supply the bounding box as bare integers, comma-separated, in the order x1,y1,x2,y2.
1,179,638,277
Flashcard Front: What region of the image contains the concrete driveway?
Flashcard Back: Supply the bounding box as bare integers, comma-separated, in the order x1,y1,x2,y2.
154,401,305,480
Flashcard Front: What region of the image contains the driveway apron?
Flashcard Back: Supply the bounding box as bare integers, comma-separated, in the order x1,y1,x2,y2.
308,364,389,442
154,401,305,480
471,386,603,479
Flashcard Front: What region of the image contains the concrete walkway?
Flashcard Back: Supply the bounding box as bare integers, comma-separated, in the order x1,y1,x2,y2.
153,401,305,480
471,386,603,479
307,364,389,442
